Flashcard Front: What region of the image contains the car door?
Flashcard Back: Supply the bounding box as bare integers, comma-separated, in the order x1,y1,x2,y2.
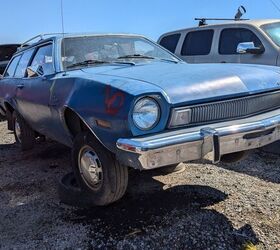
216,27,277,65
16,43,56,136
0,54,21,104
12,48,35,115
0,54,21,118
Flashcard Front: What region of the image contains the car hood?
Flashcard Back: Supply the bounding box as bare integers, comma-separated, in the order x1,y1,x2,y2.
82,62,280,105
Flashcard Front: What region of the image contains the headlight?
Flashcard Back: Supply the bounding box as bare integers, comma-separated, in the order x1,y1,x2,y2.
133,97,160,130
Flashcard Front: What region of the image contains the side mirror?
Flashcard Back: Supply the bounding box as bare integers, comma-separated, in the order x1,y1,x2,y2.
27,65,44,78
0,74,3,80
236,42,264,55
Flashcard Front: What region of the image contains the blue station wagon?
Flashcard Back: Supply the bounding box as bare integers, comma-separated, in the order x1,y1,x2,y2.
1,33,280,206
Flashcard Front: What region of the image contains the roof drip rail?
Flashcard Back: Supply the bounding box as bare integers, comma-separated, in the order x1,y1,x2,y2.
19,33,66,49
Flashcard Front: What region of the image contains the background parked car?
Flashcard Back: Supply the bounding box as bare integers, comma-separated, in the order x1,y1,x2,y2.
158,19,280,66
0,44,21,75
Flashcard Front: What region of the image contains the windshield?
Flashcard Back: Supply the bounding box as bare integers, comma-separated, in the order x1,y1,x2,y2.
261,22,280,46
61,35,179,69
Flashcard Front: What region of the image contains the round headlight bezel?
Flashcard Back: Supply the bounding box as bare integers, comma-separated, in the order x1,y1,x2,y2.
132,97,160,131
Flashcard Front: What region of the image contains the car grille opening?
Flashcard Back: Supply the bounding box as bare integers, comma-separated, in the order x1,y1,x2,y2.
172,90,280,127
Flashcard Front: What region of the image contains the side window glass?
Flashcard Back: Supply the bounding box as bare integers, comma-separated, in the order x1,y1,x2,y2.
159,33,181,53
30,44,54,75
181,30,214,56
14,49,34,78
219,28,263,55
4,55,21,77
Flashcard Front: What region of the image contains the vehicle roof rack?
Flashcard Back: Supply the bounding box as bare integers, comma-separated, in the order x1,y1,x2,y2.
195,17,250,27
195,5,249,26
19,33,66,49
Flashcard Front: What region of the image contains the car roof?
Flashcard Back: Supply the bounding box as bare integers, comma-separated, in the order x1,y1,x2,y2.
16,33,146,54
56,33,145,39
160,19,280,36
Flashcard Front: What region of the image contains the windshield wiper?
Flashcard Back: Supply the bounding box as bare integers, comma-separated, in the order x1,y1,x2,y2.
117,54,155,59
112,61,136,66
67,59,109,69
159,58,179,64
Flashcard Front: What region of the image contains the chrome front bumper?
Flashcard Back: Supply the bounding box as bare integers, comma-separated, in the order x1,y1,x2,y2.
116,109,280,170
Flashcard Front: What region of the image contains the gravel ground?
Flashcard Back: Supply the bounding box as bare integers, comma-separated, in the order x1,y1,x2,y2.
0,120,279,250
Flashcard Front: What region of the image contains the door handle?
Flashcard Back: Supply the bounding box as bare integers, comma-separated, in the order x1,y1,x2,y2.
16,84,24,89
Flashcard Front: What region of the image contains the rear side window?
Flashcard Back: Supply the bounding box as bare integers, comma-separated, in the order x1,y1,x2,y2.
181,30,214,56
30,44,54,75
14,49,35,78
4,55,21,77
219,28,263,55
159,34,181,53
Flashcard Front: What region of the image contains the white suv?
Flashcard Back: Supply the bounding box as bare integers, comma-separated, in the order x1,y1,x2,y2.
158,19,280,66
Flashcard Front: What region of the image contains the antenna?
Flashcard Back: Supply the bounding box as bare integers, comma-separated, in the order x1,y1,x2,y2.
60,0,66,75
60,0,65,35
269,0,280,14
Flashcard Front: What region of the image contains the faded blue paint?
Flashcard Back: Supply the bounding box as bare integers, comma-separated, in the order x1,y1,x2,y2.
1,34,280,153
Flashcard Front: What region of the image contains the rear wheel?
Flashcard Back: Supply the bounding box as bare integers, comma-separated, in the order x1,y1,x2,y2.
12,112,35,151
72,131,128,206
0,114,5,122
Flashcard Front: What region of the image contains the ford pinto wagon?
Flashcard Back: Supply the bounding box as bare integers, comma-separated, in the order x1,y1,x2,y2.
1,34,280,206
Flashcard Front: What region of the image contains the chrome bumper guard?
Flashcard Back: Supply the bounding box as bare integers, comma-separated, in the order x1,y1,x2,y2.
116,109,280,170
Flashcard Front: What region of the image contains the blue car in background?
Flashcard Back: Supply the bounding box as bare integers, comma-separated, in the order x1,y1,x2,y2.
1,33,280,206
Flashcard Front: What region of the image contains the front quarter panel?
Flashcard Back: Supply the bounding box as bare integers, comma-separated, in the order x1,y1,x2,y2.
66,76,170,153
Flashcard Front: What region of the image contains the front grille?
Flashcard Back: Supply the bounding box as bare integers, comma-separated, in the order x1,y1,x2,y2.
187,90,280,125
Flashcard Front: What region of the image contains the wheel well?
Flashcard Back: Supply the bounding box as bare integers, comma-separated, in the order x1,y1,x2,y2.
4,102,14,114
4,102,15,130
64,108,88,138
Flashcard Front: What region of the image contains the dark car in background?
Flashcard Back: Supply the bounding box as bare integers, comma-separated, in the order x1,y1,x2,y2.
0,44,21,75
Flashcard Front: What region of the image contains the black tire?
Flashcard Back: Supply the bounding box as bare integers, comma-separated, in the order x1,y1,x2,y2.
58,172,92,207
0,107,6,121
72,131,128,206
12,111,35,151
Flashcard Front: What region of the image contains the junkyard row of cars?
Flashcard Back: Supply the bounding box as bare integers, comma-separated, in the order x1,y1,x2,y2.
1,19,280,206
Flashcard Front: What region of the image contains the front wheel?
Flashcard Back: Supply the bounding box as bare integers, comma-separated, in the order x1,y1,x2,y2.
72,132,128,206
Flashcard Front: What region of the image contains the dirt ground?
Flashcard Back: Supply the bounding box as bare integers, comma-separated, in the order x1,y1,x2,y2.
0,120,279,250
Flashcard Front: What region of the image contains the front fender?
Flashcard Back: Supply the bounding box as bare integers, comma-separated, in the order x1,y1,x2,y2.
66,77,169,153
66,79,134,153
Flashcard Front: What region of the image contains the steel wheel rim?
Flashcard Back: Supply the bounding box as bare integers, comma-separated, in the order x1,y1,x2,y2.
78,145,103,190
15,119,22,143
